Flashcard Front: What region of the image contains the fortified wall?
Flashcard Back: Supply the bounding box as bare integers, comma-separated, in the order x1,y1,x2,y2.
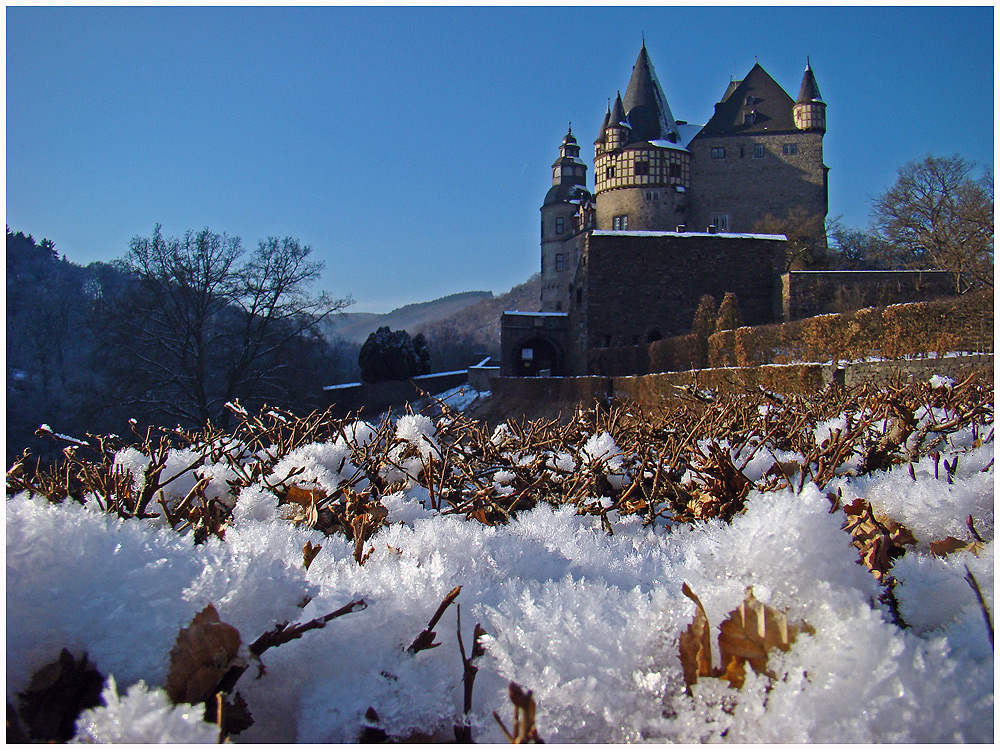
781,270,956,320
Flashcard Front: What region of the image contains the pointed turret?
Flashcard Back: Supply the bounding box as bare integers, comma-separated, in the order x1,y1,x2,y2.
622,41,681,144
793,59,826,132
605,91,630,149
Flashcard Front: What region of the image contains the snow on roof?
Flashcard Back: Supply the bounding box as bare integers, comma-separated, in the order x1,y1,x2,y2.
646,139,690,152
412,370,467,380
503,311,569,317
322,382,362,391
592,230,787,241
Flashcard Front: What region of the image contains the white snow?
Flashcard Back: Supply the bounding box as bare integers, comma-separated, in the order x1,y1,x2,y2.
6,402,994,743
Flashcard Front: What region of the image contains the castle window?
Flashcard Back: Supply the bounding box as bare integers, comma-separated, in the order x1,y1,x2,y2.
556,216,564,235
613,215,628,230
754,144,765,158
556,253,565,271
782,143,798,155
711,214,729,232
740,145,745,158
606,166,616,179
576,288,582,305
669,163,680,178
644,190,659,202
635,160,649,175
711,147,725,159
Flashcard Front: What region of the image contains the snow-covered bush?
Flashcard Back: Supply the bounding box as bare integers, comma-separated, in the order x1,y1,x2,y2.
7,379,993,742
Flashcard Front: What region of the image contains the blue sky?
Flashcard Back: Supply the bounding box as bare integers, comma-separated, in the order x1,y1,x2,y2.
7,6,994,312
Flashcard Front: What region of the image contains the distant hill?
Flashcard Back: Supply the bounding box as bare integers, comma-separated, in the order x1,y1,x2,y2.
322,290,494,344
418,274,541,345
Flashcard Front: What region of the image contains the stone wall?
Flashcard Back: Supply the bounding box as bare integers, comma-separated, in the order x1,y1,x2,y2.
574,231,786,357
486,354,993,418
687,131,826,235
781,270,956,321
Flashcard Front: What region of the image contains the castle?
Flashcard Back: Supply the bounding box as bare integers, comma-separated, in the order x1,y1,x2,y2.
500,43,952,377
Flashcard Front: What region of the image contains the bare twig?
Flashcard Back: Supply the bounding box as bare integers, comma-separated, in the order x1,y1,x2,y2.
407,586,462,655
964,565,993,649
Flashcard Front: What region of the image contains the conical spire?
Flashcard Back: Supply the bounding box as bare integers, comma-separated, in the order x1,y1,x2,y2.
796,59,823,103
609,91,629,129
622,42,681,143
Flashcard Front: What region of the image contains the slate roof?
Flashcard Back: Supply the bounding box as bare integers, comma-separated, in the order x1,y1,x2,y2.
796,61,824,104
621,43,682,144
693,62,798,138
609,92,629,130
543,183,593,207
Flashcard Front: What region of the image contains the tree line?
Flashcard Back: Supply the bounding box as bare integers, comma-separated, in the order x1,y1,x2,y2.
6,226,358,468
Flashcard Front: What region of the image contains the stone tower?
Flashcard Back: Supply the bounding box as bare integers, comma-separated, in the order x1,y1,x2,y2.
687,60,829,241
593,43,692,231
540,127,594,312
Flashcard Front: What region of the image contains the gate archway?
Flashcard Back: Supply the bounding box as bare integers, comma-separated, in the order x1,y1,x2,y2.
516,337,560,376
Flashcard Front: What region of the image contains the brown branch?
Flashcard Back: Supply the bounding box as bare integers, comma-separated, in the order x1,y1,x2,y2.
407,585,462,655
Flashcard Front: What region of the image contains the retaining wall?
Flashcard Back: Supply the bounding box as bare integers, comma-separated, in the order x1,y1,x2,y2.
487,354,993,414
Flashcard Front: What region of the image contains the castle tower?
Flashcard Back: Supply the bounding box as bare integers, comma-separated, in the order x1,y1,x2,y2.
687,60,828,242
540,127,593,312
593,43,691,231
793,59,826,132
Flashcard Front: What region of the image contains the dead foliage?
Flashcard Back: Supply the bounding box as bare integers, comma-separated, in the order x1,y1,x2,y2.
9,380,991,549
679,584,814,692
9,649,105,742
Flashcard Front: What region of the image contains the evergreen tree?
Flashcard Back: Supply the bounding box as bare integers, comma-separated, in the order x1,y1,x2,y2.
358,327,425,383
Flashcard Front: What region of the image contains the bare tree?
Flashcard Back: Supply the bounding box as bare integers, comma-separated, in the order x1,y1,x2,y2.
825,216,904,271
100,225,351,426
873,155,994,292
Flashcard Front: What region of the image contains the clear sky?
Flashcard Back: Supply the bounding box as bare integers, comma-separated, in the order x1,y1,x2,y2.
6,6,994,313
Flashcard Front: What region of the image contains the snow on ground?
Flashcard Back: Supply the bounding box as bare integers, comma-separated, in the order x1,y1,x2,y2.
6,392,994,743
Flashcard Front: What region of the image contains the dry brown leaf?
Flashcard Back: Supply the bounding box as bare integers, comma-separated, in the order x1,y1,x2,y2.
930,536,983,557
679,585,814,691
717,587,814,688
469,508,494,526
842,498,917,580
166,604,241,705
285,485,324,506
679,582,714,689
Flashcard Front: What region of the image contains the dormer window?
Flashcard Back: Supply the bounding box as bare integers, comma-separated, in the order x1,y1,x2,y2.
744,110,756,125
